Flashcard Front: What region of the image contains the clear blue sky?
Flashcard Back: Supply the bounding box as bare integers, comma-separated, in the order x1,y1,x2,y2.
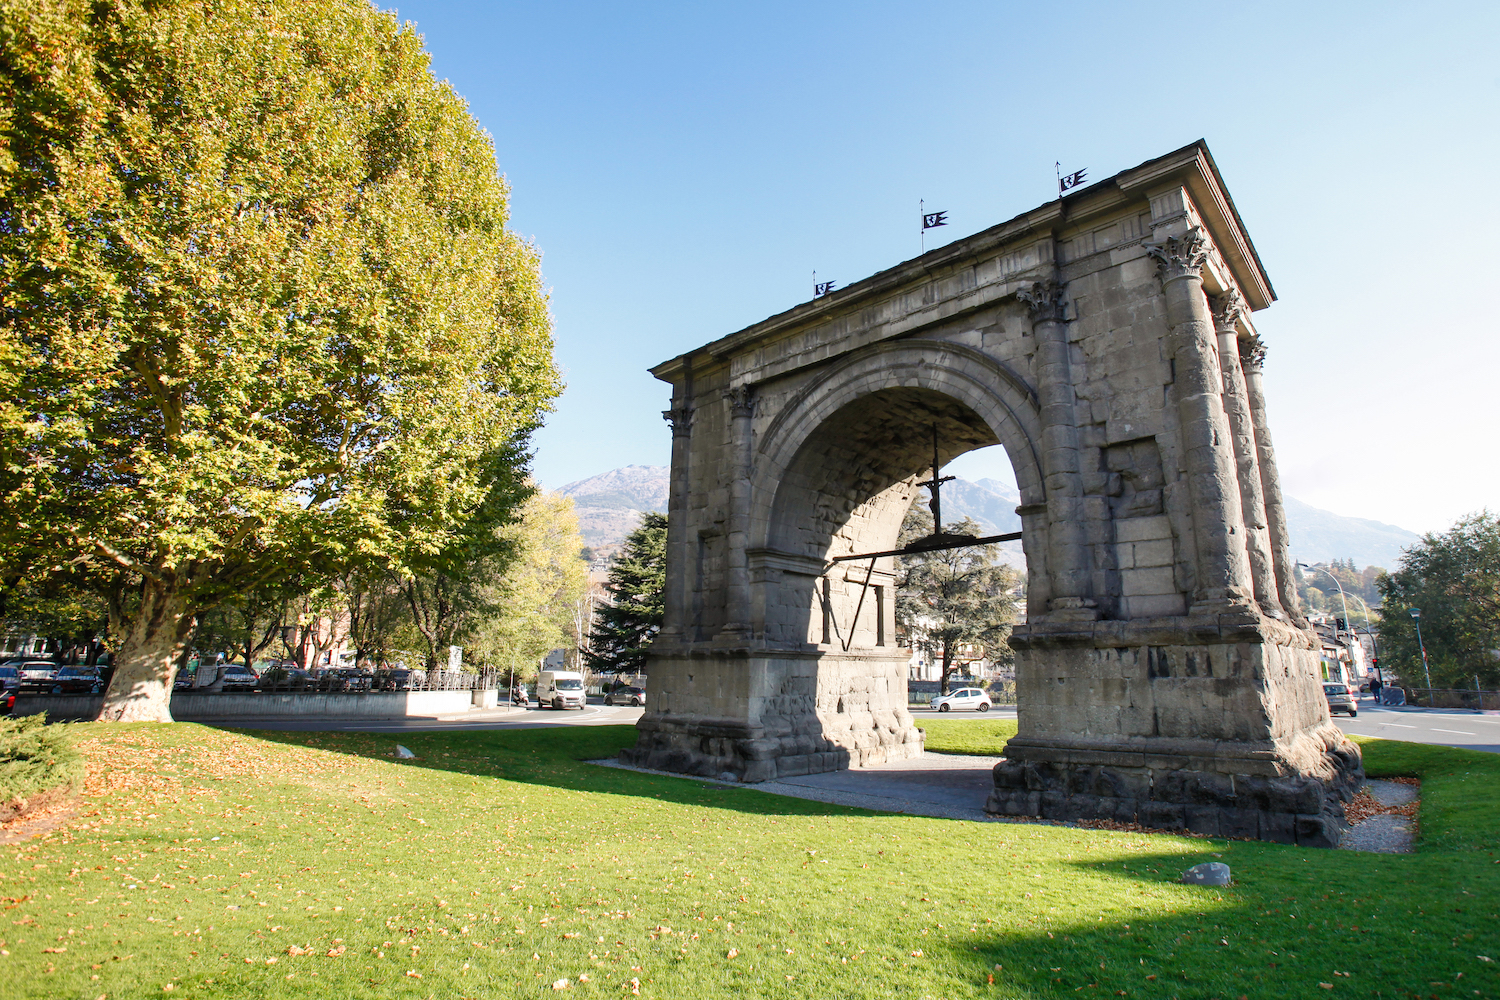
392,1,1498,535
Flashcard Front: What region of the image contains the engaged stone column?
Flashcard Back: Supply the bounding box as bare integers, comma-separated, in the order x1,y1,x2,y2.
1146,229,1253,611
1239,338,1302,620
1019,279,1096,620
719,384,755,639
658,401,694,640
1211,289,1282,618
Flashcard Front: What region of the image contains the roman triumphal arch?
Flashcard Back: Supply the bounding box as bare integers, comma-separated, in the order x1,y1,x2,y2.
622,142,1362,847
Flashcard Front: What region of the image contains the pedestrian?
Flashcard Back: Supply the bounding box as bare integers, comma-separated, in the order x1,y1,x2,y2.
1370,676,1382,704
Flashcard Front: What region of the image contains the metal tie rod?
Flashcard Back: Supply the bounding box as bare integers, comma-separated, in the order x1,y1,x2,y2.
830,531,1023,563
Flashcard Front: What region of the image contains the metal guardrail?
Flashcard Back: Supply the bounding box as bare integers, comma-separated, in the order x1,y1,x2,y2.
1400,688,1500,711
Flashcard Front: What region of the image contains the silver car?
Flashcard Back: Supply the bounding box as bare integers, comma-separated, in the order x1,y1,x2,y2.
1324,682,1357,717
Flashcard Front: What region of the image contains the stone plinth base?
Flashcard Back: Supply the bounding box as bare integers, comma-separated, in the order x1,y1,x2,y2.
990,615,1364,847
621,645,924,782
985,726,1362,846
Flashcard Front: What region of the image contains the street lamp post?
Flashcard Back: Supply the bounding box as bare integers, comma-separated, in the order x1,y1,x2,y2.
1297,561,1355,636
1409,607,1433,693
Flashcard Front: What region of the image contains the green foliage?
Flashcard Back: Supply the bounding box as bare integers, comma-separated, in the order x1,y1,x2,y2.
584,512,666,674
0,714,83,810
0,0,560,713
894,504,1019,693
1375,510,1500,688
19,722,1500,999
464,488,588,676
1294,559,1384,625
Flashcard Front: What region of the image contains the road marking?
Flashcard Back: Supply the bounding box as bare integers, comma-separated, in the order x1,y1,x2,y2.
1383,724,1417,728
1432,728,1476,735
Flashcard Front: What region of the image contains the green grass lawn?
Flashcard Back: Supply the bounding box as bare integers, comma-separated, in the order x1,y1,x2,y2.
3,721,1496,999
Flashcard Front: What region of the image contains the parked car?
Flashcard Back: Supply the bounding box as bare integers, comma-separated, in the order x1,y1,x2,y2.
1324,682,1357,717
0,666,19,693
17,660,58,693
604,685,646,707
256,665,308,691
932,687,992,713
49,665,105,695
315,668,373,692
219,659,259,692
1,689,14,714
373,668,423,691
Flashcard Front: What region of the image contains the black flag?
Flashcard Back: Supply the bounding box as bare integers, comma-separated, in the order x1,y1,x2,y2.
1058,169,1087,194
922,211,948,230
814,280,836,297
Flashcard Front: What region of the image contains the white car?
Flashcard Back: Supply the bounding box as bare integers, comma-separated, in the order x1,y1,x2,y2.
932,687,992,712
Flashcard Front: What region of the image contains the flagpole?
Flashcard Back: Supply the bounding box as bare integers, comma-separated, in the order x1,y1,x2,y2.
919,199,925,254
1055,161,1062,201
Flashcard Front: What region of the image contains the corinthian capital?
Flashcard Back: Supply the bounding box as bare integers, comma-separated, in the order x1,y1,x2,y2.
1238,336,1267,372
1210,288,1247,332
723,384,756,419
1145,227,1209,282
663,403,694,437
1017,279,1067,323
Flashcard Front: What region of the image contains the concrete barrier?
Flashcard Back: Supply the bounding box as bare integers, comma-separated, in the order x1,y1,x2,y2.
15,689,486,722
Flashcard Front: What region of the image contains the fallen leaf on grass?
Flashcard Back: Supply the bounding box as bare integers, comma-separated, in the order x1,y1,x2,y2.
325,945,346,958
552,978,570,990
43,947,66,953
910,950,923,958
726,949,738,958
405,970,421,979
1319,985,1333,990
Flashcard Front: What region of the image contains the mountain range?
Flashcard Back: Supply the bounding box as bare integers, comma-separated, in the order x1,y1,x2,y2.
558,466,1421,571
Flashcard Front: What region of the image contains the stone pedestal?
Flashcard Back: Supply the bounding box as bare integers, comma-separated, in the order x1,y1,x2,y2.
986,615,1363,846
621,645,923,782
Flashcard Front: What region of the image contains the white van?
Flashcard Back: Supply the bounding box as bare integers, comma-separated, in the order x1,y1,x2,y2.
536,670,587,710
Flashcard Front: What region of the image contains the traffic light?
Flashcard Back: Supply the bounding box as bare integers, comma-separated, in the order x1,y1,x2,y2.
1334,618,1346,630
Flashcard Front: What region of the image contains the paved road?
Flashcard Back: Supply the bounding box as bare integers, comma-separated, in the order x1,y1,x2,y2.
202,696,1499,754
1335,698,1500,753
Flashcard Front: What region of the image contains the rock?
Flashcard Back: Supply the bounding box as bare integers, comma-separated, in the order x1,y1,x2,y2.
394,744,416,759
717,772,738,783
1180,861,1230,886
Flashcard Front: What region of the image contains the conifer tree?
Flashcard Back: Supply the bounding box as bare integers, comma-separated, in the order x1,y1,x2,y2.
584,513,666,676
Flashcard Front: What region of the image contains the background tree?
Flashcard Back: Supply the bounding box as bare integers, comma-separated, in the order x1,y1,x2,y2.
584,513,666,676
1376,510,1500,689
895,504,1019,695
401,448,534,674
0,0,559,720
193,583,293,672
340,568,412,670
468,490,588,682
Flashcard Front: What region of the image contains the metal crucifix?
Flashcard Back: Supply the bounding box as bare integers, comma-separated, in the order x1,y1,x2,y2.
821,425,1023,651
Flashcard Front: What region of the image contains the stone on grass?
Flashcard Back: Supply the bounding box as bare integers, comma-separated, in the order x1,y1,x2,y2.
1180,861,1230,886
395,744,416,759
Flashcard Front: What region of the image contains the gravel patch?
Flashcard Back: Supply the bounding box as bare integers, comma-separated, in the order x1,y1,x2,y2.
1339,779,1418,853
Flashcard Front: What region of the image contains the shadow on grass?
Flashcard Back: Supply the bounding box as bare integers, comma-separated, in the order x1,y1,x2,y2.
203,724,1500,997
221,723,918,821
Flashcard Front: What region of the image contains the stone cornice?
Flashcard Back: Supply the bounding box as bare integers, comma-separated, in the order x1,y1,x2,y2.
651,141,1275,386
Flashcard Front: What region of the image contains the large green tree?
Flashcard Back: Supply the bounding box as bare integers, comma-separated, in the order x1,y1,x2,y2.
584,512,666,676
0,0,559,720
1376,511,1500,690
895,504,1019,695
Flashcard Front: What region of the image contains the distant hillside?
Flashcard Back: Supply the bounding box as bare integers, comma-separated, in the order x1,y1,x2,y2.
559,465,1420,573
557,465,669,550
1282,496,1419,570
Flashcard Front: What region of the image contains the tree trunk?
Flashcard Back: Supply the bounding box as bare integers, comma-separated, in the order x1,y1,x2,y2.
939,641,954,695
97,584,195,722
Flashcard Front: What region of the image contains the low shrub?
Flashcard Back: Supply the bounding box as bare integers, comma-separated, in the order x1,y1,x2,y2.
0,713,84,822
